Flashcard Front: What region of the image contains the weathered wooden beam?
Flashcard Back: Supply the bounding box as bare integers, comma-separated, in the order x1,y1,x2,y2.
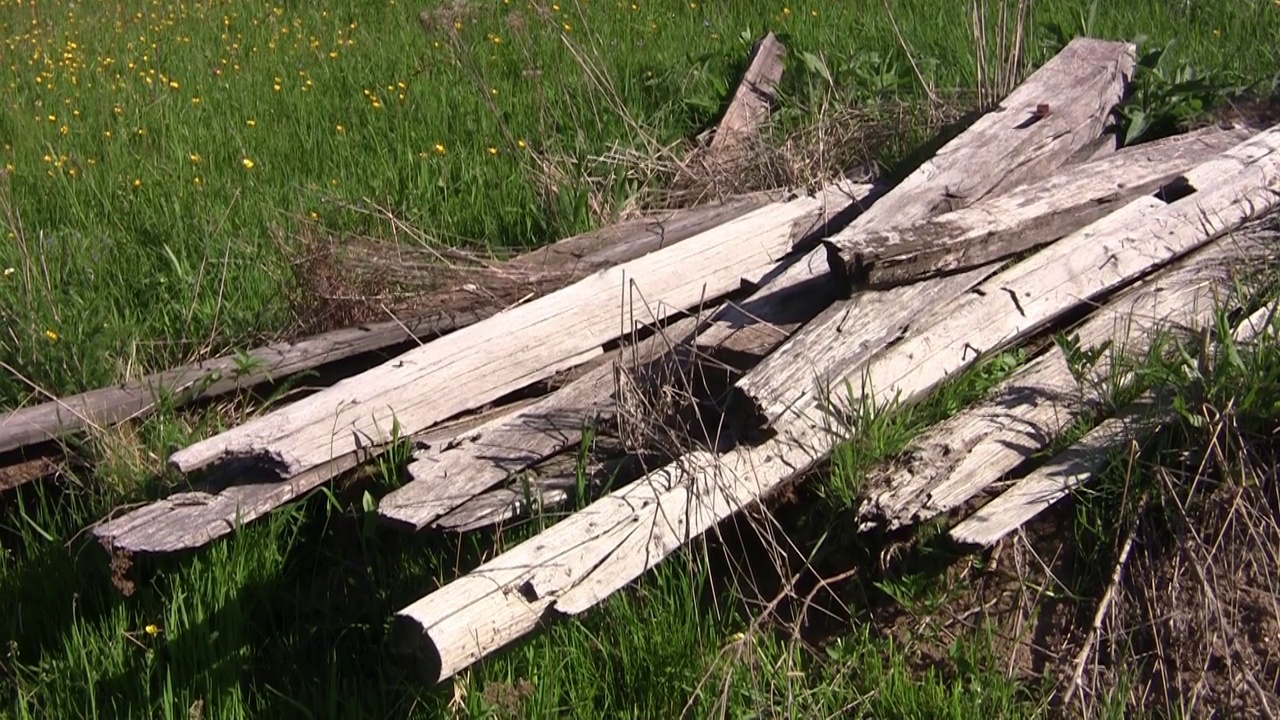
727,37,1136,303
165,181,867,480
0,194,776,462
949,301,1276,547
89,395,546,554
747,124,1254,425
820,125,1280,420
92,183,871,554
822,123,1254,292
690,36,1136,392
708,32,786,156
0,309,490,458
429,454,639,533
858,231,1264,531
388,123,1280,686
376,315,703,532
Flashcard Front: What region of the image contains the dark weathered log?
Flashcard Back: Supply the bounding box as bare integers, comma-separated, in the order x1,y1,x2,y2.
0,309,490,457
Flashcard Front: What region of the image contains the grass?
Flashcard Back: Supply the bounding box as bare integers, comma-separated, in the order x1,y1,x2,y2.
3,0,1280,718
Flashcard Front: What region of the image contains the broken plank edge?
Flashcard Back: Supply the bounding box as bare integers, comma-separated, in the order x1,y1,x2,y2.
949,284,1280,548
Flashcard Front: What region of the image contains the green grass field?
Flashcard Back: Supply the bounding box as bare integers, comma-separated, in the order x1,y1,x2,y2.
3,0,1280,717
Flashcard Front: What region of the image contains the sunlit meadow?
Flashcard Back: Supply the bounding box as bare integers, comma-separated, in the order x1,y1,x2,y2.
1,0,1279,717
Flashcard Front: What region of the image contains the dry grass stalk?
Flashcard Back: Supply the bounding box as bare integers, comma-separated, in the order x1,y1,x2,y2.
972,0,1034,110
1071,399,1280,717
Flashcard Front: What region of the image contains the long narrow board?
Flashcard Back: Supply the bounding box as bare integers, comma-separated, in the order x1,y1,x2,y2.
0,193,776,460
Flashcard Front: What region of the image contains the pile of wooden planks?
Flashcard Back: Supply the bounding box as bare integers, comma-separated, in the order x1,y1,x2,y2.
4,36,1280,686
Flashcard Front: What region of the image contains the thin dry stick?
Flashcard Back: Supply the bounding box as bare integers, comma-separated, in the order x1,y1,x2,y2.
0,360,107,438
1063,476,1147,708
880,0,940,106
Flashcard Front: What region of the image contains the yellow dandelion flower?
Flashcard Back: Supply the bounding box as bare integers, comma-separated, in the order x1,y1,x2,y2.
309,211,319,220
59,125,68,136
490,87,498,96
492,35,502,44
563,22,572,32
132,178,142,188
335,123,345,133
553,4,561,11
103,129,111,138
246,118,257,127
189,152,201,164
783,7,791,16
168,79,179,89
241,157,255,169
194,176,203,186
3,267,14,276
144,624,162,636
45,329,58,341
434,143,446,154
487,146,497,156
453,20,463,30
191,96,201,105
42,154,52,163
47,114,56,122
517,139,527,149
329,50,339,59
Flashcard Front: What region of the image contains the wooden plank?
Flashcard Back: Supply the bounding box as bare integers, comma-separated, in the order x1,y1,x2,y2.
432,474,576,533
736,38,1140,426
166,181,869,480
819,125,1280,420
93,183,871,554
708,32,786,155
388,123,1280,685
377,316,703,532
0,309,488,457
858,234,1256,531
823,124,1254,292
949,301,1277,547
0,194,775,461
90,395,546,554
723,37,1137,304
429,454,639,533
693,36,1135,401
